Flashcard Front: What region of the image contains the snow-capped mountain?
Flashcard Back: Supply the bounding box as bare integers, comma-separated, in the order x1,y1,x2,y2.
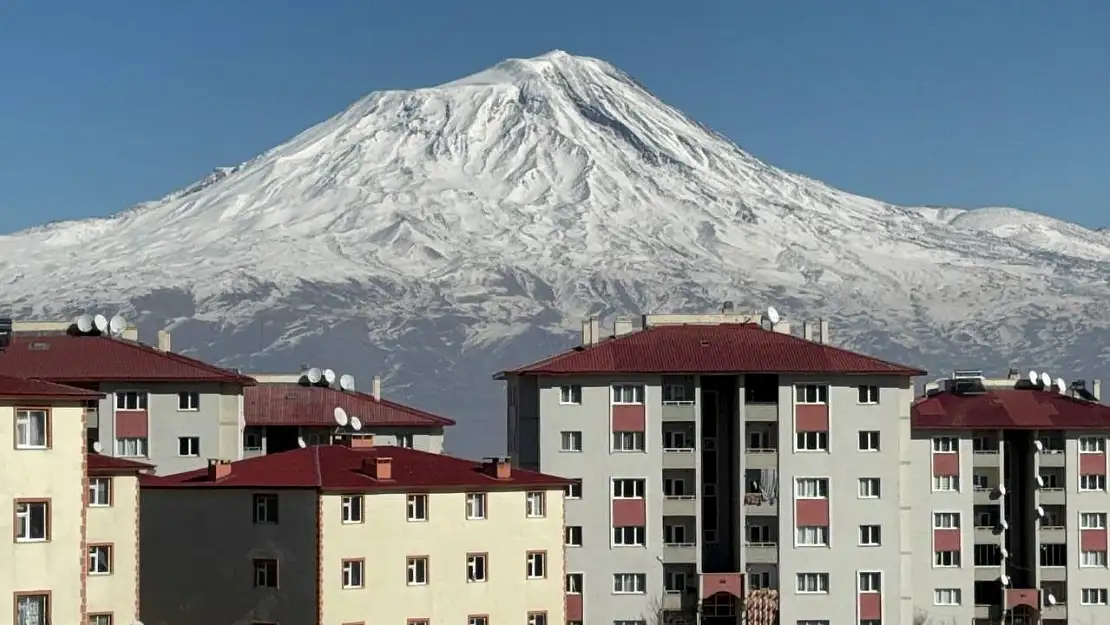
3,50,1109,458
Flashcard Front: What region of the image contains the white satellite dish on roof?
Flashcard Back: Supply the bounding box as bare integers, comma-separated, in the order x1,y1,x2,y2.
297,436,307,448
1028,369,1039,383
108,314,126,336
1040,372,1052,387
76,314,93,333
350,416,363,431
92,440,103,453
323,368,336,384
339,374,354,391
765,306,780,325
1055,377,1067,394
306,368,323,384
93,314,108,333
334,406,349,426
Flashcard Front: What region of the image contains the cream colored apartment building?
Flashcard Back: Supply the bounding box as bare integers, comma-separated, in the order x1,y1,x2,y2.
140,441,570,625
0,372,151,625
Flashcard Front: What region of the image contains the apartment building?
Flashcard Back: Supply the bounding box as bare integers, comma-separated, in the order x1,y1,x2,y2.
0,321,255,474
243,373,454,455
0,372,151,625
911,370,1110,625
140,442,569,625
498,312,926,625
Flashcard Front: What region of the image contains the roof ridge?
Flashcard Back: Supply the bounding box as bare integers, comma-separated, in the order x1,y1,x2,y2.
110,337,255,384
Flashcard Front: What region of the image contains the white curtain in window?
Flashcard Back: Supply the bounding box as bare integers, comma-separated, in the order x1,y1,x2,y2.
17,595,44,625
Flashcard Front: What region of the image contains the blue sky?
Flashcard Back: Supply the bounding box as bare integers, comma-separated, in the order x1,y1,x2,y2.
1,1,1107,233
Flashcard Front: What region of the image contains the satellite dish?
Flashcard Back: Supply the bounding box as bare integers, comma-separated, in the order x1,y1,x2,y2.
999,547,1009,558
350,416,363,431
999,574,1010,586
1035,505,1045,517
765,306,780,325
339,374,354,391
323,368,336,384
306,368,323,384
997,484,1007,495
1055,377,1067,393
1000,519,1009,530
1040,372,1052,387
1028,369,1039,383
109,314,126,336
1047,594,1057,605
1035,475,1044,487
297,437,307,448
76,314,93,333
92,441,103,453
1033,440,1044,452
333,407,349,426
93,314,108,333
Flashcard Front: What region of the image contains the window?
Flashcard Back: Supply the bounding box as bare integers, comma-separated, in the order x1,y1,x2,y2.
565,480,582,499
934,551,961,567
1081,475,1107,492
859,525,881,546
1081,588,1109,605
253,494,279,524
749,571,771,590
1041,543,1067,567
526,551,547,578
527,612,547,625
466,493,487,519
1080,437,1106,453
565,526,583,546
560,385,582,404
566,572,584,593
88,478,112,507
177,436,200,457
858,430,880,451
795,477,829,499
15,594,49,625
466,553,487,582
933,475,959,492
663,478,687,497
934,512,960,529
243,428,263,451
663,384,689,403
177,391,199,411
613,431,645,451
1081,512,1107,529
407,494,428,521
342,559,364,588
858,478,881,498
341,495,363,523
663,430,691,449
795,431,828,451
932,437,958,452
613,573,647,594
1081,550,1107,567
88,614,112,625
796,526,828,546
560,431,583,452
857,385,879,404
665,571,687,593
467,619,488,625
88,544,112,574
15,409,49,449
253,558,278,587
795,384,828,404
613,478,646,498
396,434,414,448
859,572,880,592
613,526,646,546
15,501,49,541
972,473,990,490
526,491,546,518
748,524,772,544
974,544,1003,567
115,437,147,458
115,391,147,411
796,572,829,593
934,588,961,605
407,556,429,585
664,524,688,545
612,384,644,404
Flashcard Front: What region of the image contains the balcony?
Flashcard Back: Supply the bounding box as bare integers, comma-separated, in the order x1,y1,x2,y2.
973,505,1002,542
1041,581,1066,620
664,541,698,564
744,374,779,422
663,424,696,469
972,434,1001,466
1038,467,1066,505
662,376,697,421
662,590,697,613
743,491,778,515
664,469,698,516
1038,434,1066,467
972,468,1001,504
745,425,778,470
744,403,778,422
1039,505,1066,543
745,517,778,564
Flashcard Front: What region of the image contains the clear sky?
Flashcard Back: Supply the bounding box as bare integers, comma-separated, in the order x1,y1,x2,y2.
1,1,1107,233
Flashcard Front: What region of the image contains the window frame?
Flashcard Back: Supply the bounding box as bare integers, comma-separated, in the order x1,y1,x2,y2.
341,494,364,524
564,480,582,499
858,430,880,451
857,385,879,404
794,384,829,405
341,558,365,589
177,436,200,457
559,385,582,405
933,588,962,606
465,492,488,520
114,390,148,411
1080,474,1107,492
612,478,646,499
1081,588,1109,605
177,391,200,411
612,525,646,547
559,430,583,452
525,550,547,579
14,499,50,542
794,477,829,499
14,408,51,449
611,384,645,405
564,525,583,547
88,477,113,507
88,543,113,575
612,431,646,452
795,572,830,594
14,593,50,625
795,525,829,547
466,552,488,583
1079,437,1106,453
252,557,279,588
406,556,429,586
859,524,881,546
525,491,546,518
406,494,428,521
858,477,881,499
114,437,148,458
795,430,829,452
858,571,881,593
252,494,280,524
612,572,647,594
932,437,959,453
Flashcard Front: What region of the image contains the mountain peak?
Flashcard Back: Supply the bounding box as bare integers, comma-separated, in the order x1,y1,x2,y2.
438,50,617,89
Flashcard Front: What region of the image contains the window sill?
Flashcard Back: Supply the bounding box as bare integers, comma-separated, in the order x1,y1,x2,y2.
15,538,49,544
88,572,112,576
14,445,49,451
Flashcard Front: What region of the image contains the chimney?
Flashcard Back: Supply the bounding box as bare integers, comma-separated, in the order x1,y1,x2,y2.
349,434,375,449
372,375,381,401
482,456,512,480
362,456,392,480
207,458,232,481
614,316,634,337
818,319,830,344
590,316,601,344
122,326,138,341
1094,379,1102,401
157,329,172,352
802,322,815,341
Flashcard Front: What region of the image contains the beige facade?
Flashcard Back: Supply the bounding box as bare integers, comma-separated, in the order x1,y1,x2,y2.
86,472,142,622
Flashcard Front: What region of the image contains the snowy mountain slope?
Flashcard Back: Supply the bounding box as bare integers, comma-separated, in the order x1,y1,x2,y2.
2,50,1109,458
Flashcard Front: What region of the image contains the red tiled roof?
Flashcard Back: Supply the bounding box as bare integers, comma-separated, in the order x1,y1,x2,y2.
912,389,1110,430
500,323,926,376
88,452,154,475
142,445,569,491
0,334,254,384
0,374,104,400
244,384,455,428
